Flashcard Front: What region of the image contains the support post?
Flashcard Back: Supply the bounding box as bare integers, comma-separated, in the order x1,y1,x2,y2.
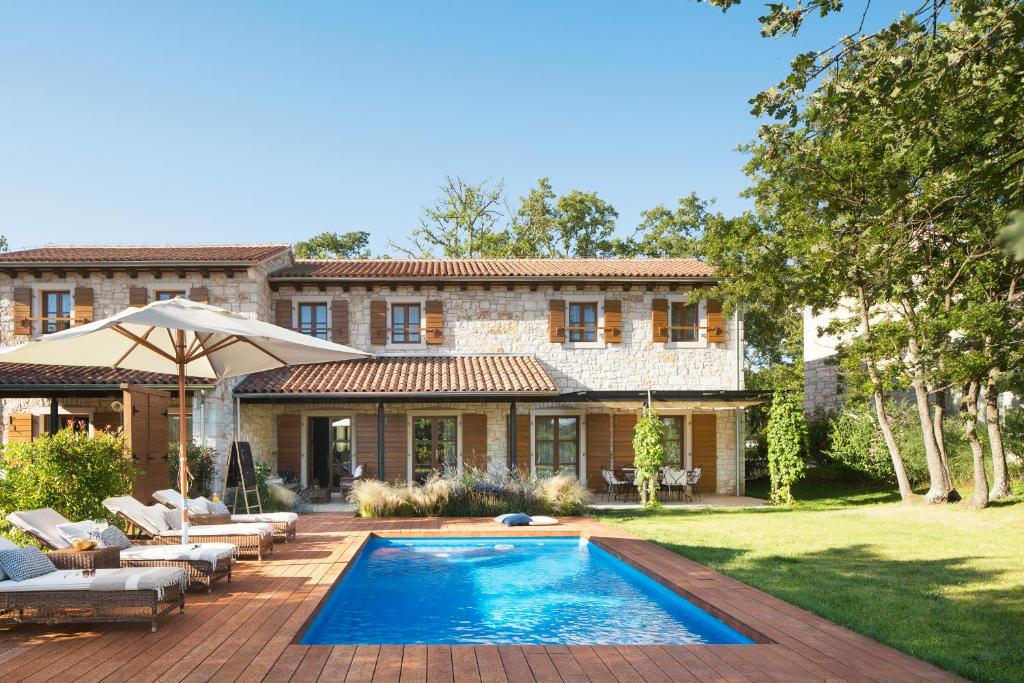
377,401,385,479
48,397,59,435
508,400,517,471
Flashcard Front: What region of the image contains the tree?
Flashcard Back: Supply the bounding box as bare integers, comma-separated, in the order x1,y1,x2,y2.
0,235,7,252
766,391,807,505
632,407,666,509
553,190,619,257
507,178,559,258
392,176,509,258
628,193,708,259
294,231,371,259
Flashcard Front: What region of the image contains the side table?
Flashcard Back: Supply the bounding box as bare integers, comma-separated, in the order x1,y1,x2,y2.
48,546,121,570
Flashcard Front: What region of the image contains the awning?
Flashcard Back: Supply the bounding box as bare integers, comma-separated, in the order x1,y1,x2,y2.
0,362,212,398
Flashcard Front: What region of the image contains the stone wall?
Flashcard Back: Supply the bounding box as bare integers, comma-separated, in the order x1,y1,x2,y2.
804,357,843,414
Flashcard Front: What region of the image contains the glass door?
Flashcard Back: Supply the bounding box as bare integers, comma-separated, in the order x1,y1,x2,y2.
331,417,353,488
534,416,579,478
412,416,457,483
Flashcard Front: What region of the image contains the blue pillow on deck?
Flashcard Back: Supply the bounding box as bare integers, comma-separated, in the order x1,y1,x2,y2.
497,513,533,527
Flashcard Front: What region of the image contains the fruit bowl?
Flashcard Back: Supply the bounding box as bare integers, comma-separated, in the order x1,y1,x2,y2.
71,538,98,551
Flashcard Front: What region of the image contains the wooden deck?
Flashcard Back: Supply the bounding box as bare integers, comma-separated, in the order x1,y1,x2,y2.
0,514,960,682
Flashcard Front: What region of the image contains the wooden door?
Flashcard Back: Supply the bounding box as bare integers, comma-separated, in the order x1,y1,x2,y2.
122,385,170,501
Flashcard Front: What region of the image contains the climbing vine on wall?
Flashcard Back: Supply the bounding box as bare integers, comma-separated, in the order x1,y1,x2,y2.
767,390,807,505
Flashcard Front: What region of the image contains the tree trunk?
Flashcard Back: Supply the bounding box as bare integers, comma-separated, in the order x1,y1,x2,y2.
985,372,1012,500
857,286,913,499
932,388,949,471
907,335,958,503
962,381,988,509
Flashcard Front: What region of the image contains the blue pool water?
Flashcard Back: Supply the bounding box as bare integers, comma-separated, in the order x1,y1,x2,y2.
300,537,754,645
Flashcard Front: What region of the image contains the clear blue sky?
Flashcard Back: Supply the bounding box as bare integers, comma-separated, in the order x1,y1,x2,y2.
0,2,898,255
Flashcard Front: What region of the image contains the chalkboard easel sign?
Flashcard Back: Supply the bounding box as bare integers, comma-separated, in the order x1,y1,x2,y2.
222,441,263,514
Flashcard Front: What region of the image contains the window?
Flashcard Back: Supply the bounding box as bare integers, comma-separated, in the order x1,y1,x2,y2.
661,416,684,468
297,302,329,340
155,290,186,301
167,410,194,444
41,290,72,334
391,303,422,344
535,416,579,478
567,302,598,342
669,301,699,342
43,414,90,434
412,416,457,482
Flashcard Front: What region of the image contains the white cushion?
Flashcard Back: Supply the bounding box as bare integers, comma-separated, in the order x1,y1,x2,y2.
120,543,236,564
56,521,99,545
152,489,184,508
0,569,89,593
157,522,272,537
230,512,298,524
528,516,559,526
6,509,72,549
104,496,161,536
142,504,171,532
190,497,211,514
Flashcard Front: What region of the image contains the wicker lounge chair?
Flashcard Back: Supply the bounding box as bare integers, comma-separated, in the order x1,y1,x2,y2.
104,496,274,561
0,537,186,632
6,509,235,593
153,489,297,543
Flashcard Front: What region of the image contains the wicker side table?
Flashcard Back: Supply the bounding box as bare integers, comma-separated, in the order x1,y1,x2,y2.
189,512,232,525
49,546,120,570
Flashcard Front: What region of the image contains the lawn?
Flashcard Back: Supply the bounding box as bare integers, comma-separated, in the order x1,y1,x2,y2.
594,481,1024,683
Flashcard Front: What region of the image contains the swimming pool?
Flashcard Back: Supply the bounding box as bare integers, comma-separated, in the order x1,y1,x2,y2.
300,537,754,645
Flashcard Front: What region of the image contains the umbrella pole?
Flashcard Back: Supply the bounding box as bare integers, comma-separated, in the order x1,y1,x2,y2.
176,330,190,544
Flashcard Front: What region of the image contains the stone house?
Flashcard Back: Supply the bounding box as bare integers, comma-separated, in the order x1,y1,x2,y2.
0,245,759,496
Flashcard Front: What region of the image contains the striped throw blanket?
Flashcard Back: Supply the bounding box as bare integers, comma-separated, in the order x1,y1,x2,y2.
89,567,188,600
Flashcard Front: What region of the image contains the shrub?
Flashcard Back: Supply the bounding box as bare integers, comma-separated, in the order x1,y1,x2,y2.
632,408,665,508
766,391,808,505
825,407,894,481
167,441,217,499
349,468,591,518
0,429,136,545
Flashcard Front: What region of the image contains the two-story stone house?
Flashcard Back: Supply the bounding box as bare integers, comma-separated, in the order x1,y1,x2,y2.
0,245,759,496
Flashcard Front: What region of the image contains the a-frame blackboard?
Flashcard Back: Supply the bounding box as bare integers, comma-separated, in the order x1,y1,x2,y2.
222,441,263,514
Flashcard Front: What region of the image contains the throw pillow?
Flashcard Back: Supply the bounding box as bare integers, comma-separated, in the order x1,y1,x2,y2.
0,537,18,581
163,508,183,531
189,497,210,514
207,500,230,515
142,504,171,532
97,526,133,550
499,513,533,527
56,521,98,546
0,547,56,582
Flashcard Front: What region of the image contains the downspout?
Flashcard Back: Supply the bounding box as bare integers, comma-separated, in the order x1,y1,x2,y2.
735,306,744,496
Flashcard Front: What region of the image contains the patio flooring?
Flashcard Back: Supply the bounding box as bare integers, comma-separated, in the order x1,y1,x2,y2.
0,513,959,682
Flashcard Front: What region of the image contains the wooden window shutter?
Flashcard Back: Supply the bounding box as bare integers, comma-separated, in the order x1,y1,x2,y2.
7,412,34,443
276,414,301,476
189,286,209,304
12,287,31,336
425,299,443,345
604,299,622,343
651,298,668,343
706,299,725,343
129,287,148,307
370,300,388,345
275,298,292,329
548,299,565,343
462,414,487,470
73,287,94,325
331,299,350,344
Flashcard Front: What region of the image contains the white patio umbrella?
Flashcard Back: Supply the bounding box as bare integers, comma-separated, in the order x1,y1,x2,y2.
0,297,369,542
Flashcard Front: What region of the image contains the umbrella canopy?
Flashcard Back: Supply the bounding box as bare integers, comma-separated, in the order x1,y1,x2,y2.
0,297,369,541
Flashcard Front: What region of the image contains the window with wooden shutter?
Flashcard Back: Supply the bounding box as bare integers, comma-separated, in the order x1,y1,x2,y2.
7,413,34,443
129,287,148,307
462,414,488,470
275,298,292,329
277,414,301,476
548,299,565,343
189,287,209,304
604,300,622,343
331,299,349,344
651,298,668,343
706,299,725,343
12,287,32,336
370,300,388,345
74,287,94,325
425,299,443,345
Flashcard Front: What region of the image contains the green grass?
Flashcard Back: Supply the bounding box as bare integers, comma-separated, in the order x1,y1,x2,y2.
593,480,1024,683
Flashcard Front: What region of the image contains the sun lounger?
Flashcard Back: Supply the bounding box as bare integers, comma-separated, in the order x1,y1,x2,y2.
152,489,298,543
103,496,274,561
6,508,235,592
0,537,186,632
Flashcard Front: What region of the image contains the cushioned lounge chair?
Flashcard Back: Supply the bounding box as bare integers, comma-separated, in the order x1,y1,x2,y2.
152,489,297,543
0,537,186,632
103,496,274,561
6,508,235,592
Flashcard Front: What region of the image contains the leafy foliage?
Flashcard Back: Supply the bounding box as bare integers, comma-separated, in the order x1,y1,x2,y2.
294,231,371,259
632,408,666,508
766,391,807,504
167,441,217,499
0,429,136,544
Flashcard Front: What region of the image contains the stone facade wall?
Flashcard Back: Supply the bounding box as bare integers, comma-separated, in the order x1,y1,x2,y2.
273,283,743,393
804,357,843,414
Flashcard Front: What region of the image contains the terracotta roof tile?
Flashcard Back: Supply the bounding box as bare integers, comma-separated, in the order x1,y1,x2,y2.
0,363,207,387
271,258,714,279
0,244,291,264
234,355,558,395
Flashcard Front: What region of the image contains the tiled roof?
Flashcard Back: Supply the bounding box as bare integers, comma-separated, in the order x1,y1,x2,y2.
0,244,291,264
271,258,715,279
0,363,208,387
234,355,558,395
